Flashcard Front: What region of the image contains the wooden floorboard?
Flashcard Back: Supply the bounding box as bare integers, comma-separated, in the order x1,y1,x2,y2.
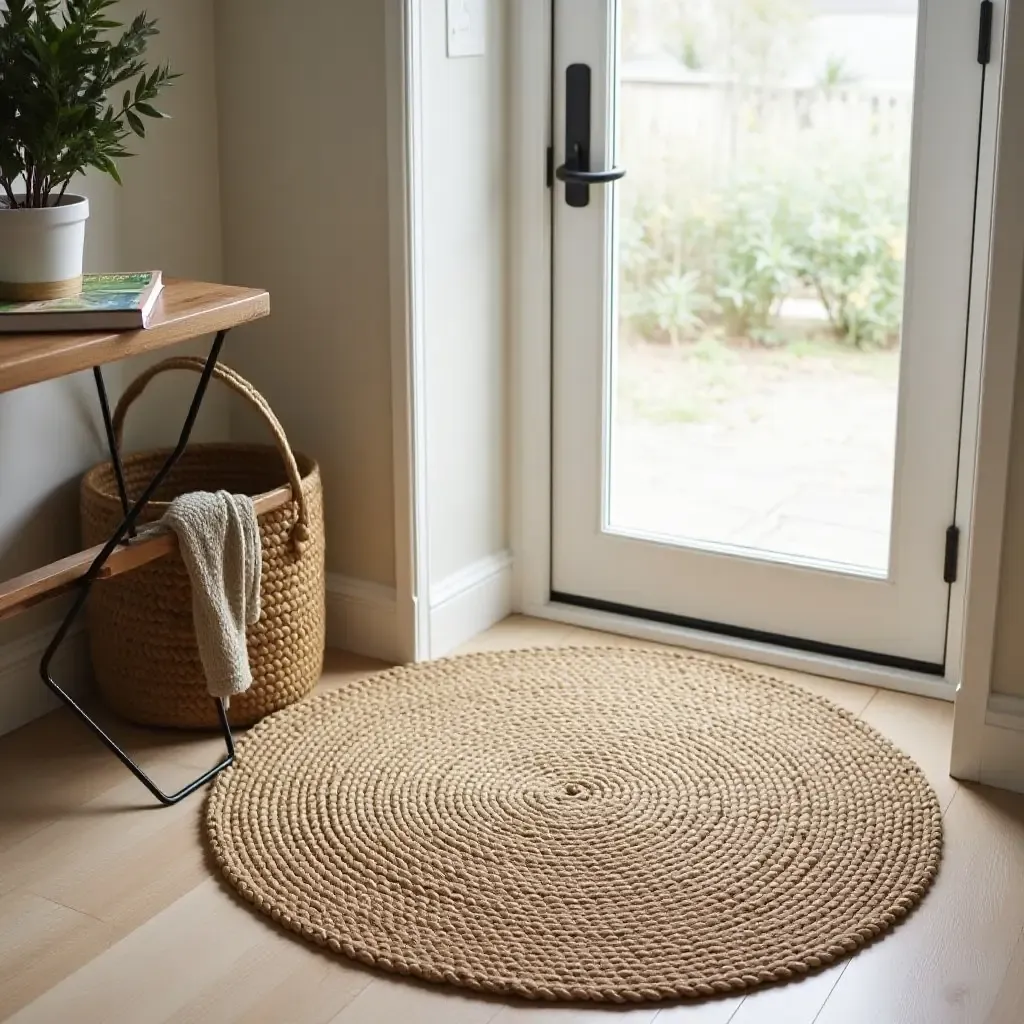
988,924,1024,1024
1,617,1022,1023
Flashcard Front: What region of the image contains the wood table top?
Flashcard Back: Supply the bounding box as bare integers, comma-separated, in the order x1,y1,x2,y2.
0,278,269,394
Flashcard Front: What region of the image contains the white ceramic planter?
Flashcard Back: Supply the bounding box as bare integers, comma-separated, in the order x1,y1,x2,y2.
0,194,90,301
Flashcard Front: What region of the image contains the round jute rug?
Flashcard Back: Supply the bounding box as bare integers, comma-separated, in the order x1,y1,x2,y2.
205,647,942,1003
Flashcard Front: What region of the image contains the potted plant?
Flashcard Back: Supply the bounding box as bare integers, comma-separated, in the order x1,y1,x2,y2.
0,0,176,301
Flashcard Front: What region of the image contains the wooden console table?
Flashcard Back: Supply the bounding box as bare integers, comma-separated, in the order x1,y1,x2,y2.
0,279,271,805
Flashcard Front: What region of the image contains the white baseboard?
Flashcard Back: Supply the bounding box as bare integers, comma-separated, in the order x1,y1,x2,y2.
326,554,513,663
0,622,90,737
429,550,513,657
325,574,402,662
979,694,1024,794
986,693,1024,731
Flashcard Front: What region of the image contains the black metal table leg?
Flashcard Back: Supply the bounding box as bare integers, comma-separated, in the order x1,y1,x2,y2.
39,330,234,806
93,365,135,536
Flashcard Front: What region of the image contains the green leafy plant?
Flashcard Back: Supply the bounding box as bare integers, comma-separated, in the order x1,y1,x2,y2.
0,0,177,210
794,164,907,348
618,180,720,344
708,177,800,340
619,152,908,349
818,55,859,94
624,269,708,345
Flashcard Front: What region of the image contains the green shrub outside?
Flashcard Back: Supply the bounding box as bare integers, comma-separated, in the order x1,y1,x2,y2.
619,151,909,349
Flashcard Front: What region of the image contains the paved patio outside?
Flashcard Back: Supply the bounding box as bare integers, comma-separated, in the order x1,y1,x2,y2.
610,338,899,573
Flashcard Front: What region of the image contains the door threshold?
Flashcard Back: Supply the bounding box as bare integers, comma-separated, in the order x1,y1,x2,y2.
552,591,943,674
526,597,955,702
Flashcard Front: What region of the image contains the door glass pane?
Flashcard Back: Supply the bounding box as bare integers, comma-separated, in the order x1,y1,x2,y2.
610,0,917,574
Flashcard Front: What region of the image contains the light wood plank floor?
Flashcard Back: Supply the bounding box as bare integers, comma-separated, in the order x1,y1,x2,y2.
2,616,1023,1024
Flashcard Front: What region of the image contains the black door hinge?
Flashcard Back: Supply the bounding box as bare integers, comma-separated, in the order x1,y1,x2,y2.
546,146,554,188
978,0,993,65
943,525,960,584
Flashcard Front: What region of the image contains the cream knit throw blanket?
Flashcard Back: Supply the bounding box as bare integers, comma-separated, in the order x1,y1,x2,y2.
162,491,262,700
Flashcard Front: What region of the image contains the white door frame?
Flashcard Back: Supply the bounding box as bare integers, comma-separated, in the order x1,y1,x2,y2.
947,0,1024,781
508,0,1024,724
386,0,431,664
387,0,515,664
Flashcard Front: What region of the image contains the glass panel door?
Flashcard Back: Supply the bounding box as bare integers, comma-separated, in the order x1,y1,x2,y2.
551,0,985,667
612,0,916,575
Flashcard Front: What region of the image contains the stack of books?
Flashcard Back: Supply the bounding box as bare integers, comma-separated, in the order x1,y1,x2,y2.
0,271,163,332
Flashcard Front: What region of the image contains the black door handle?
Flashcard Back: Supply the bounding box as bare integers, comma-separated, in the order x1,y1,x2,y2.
555,164,627,185
560,63,626,207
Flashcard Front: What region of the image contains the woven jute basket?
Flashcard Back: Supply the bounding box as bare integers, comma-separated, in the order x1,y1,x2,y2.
81,356,325,729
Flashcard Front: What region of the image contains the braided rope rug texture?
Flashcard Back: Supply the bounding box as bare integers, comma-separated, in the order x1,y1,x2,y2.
206,647,942,1003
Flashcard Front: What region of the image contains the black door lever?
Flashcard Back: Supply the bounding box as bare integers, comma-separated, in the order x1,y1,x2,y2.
555,161,627,186
555,63,627,208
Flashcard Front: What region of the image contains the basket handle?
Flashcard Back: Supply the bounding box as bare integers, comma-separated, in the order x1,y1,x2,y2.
111,355,311,550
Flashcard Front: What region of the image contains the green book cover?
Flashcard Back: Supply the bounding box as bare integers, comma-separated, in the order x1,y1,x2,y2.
0,272,158,315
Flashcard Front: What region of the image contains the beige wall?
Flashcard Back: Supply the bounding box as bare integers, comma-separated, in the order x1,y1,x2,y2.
991,285,1024,698
0,0,226,732
115,0,227,453
213,0,395,588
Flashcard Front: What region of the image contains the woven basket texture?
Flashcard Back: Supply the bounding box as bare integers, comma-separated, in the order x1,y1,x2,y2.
80,358,325,729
